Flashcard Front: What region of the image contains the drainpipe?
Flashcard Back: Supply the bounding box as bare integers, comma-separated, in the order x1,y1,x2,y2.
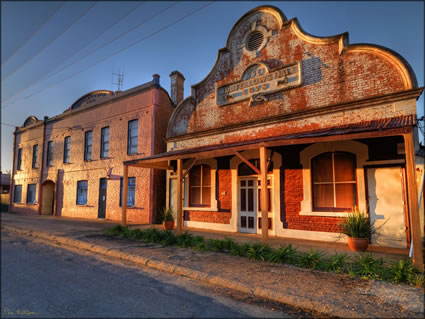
38,116,48,215
9,127,19,212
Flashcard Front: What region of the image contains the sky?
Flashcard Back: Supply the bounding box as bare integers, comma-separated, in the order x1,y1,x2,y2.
1,1,424,172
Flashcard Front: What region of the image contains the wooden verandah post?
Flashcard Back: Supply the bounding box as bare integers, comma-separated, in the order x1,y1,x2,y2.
121,164,128,227
260,147,269,244
176,159,183,235
403,131,424,270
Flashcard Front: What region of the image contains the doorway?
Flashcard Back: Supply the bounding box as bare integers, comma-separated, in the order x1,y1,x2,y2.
238,178,257,233
98,178,107,219
41,181,55,215
366,166,408,248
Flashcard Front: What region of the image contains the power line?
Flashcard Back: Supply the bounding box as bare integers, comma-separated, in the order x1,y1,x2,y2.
1,2,65,67
1,1,145,104
2,1,214,109
2,1,99,82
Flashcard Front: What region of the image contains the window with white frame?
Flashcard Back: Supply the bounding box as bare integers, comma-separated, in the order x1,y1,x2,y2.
311,152,357,211
188,164,211,207
76,180,88,205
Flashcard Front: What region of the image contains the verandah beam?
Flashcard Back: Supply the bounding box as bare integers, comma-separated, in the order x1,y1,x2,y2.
180,158,198,181
403,131,424,270
260,147,269,244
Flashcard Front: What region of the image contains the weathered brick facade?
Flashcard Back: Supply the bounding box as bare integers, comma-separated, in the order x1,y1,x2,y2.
158,6,422,247
11,76,174,224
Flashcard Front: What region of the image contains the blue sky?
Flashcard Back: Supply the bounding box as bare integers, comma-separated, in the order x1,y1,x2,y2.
1,1,424,171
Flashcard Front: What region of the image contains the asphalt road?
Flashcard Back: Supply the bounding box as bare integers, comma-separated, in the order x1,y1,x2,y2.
1,231,310,318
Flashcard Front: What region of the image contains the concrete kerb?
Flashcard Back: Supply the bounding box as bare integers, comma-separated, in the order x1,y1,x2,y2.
0,224,379,318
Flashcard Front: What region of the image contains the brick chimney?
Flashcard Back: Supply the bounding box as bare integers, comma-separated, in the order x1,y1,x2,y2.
169,71,185,105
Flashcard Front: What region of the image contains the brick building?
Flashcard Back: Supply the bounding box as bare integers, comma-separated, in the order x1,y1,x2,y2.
10,74,174,224
127,6,423,265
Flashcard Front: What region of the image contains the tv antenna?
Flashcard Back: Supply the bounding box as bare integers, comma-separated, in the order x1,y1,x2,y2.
112,69,124,91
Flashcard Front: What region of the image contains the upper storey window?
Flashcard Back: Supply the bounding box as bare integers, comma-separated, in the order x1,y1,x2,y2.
46,141,53,166
311,152,357,211
127,120,138,155
100,127,109,159
32,145,38,168
84,131,93,161
64,136,71,163
17,148,22,170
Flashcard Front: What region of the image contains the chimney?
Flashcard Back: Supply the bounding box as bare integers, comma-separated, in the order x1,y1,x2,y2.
152,74,160,87
169,71,185,105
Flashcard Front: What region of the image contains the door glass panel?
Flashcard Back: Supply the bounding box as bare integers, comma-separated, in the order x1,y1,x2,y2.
241,216,247,228
248,217,254,229
248,189,254,211
241,189,246,211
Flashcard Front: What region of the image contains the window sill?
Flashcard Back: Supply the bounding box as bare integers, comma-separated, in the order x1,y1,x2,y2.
100,157,112,160
119,206,138,209
183,206,218,212
127,153,145,156
26,202,38,206
76,204,93,207
299,210,351,217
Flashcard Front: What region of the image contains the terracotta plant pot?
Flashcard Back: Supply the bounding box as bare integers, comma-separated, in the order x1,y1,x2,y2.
163,220,175,230
347,236,369,252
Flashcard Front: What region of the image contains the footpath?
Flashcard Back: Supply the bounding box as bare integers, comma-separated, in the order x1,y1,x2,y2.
1,212,424,318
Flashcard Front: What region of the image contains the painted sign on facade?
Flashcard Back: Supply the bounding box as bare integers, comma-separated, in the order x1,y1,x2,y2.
216,62,302,106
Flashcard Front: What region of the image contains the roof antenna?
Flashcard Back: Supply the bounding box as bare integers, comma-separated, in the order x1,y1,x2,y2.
112,68,124,92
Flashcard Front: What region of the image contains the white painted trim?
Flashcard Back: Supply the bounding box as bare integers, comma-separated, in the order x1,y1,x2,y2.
299,140,369,216
277,228,348,243
184,220,236,232
299,211,351,217
183,206,219,212
364,159,405,165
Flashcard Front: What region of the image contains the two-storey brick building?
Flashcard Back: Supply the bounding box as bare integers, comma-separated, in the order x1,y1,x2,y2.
127,6,423,266
10,74,175,224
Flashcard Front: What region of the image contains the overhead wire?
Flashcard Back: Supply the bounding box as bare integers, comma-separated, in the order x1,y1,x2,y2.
1,1,146,104
2,1,99,82
2,1,214,109
1,2,66,67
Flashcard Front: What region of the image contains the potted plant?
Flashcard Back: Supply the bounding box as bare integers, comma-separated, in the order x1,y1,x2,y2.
339,207,375,252
162,207,175,230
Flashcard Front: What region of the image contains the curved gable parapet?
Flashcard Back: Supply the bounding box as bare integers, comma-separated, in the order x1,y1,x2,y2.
342,44,417,89
70,90,114,110
169,6,418,139
23,116,39,127
167,96,196,138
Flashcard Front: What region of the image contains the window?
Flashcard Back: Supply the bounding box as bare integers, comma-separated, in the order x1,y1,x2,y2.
84,131,93,161
189,164,211,207
32,144,38,168
17,148,22,170
120,177,136,207
100,127,109,158
46,141,53,166
27,184,36,204
63,136,71,163
76,181,88,205
13,185,22,203
311,152,357,211
127,120,138,154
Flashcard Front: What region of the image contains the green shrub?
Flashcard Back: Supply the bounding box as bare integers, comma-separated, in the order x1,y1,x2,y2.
389,259,416,283
324,253,349,273
352,253,386,280
176,231,196,248
143,228,163,243
298,249,325,269
160,230,177,246
246,242,273,261
230,243,251,257
267,244,298,264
